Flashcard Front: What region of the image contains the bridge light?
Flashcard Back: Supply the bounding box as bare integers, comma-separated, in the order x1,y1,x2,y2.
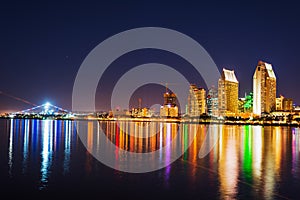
44,102,51,109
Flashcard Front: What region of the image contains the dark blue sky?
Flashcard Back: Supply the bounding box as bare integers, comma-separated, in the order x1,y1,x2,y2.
0,0,299,112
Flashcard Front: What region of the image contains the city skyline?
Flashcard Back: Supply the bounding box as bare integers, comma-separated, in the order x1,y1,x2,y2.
1,1,300,113
1,58,297,118
0,58,297,115
1,1,300,199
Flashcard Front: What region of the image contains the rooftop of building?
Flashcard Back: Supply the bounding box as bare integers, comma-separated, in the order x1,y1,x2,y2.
257,60,276,79
221,68,238,83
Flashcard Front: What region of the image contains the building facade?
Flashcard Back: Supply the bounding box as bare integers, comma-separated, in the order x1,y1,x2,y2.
282,98,293,111
276,95,284,111
187,84,206,117
218,68,239,116
160,92,179,117
253,61,277,115
207,86,218,117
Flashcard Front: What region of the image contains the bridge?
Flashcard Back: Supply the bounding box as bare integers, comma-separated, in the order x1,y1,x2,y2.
0,91,75,119
13,102,70,115
6,102,74,119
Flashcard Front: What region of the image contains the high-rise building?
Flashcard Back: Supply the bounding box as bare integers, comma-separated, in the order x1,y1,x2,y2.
282,98,293,111
207,86,218,117
160,91,179,117
276,95,284,111
218,68,239,116
187,84,206,117
238,98,246,113
275,95,293,111
163,92,177,106
253,61,277,115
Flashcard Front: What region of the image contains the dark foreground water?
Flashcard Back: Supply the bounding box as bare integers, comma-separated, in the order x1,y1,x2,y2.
0,119,299,199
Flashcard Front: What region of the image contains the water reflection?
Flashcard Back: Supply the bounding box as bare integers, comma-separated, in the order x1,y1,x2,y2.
7,119,74,190
252,126,262,194
80,121,298,198
8,119,13,177
4,119,300,198
219,126,239,199
40,120,53,189
64,120,71,174
22,119,30,174
177,124,297,199
95,121,180,173
263,127,276,199
292,127,300,178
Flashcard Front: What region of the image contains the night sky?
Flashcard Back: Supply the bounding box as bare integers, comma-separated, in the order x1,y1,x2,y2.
1,0,300,113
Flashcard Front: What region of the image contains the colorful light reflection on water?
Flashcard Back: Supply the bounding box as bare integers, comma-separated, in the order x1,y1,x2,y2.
1,119,300,199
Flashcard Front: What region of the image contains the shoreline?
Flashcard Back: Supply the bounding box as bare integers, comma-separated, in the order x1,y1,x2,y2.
1,116,299,127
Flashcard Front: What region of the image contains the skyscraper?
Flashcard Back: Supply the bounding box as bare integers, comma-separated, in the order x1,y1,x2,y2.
253,61,277,115
160,91,179,117
218,68,239,116
276,95,284,111
207,86,218,117
187,84,206,117
282,98,293,111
